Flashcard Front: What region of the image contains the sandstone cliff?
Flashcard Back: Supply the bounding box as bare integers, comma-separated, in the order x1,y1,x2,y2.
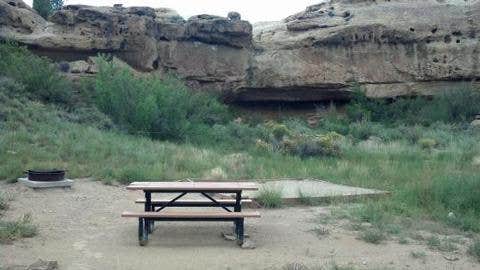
1,0,479,102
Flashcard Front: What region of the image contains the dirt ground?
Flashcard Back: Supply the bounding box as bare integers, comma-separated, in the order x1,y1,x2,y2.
1,179,479,270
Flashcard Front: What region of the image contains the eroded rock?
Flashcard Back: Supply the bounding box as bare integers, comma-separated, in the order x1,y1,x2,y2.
26,260,58,270
1,0,479,102
246,0,480,101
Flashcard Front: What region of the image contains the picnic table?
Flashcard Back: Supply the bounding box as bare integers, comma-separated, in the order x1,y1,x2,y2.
121,181,261,246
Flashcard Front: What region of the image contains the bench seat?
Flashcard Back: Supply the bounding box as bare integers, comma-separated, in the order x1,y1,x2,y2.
135,198,252,206
121,211,260,219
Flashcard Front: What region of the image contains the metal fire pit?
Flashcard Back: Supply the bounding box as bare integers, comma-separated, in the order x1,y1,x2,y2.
27,170,66,182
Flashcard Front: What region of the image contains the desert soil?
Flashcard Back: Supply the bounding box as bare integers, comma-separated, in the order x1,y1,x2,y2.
1,179,478,270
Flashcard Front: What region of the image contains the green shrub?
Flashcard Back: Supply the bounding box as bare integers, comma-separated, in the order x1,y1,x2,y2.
424,87,480,123
418,138,437,150
200,122,268,149
33,0,63,19
400,173,480,231
298,190,315,205
360,228,386,244
255,139,273,152
352,203,388,225
282,132,342,158
426,235,441,249
117,166,151,184
348,121,381,141
0,154,24,182
94,56,231,142
346,84,480,125
468,239,480,262
410,251,427,260
256,187,283,208
265,121,290,141
0,42,72,104
0,214,37,244
62,106,115,130
0,193,7,211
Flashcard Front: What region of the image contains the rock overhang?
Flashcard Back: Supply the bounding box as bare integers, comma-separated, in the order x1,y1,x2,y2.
1,0,479,103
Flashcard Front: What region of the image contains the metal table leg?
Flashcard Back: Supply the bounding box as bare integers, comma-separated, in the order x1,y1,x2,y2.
234,191,242,242
145,191,154,233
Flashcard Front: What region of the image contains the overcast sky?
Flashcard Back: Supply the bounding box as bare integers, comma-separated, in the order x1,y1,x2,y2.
23,0,322,22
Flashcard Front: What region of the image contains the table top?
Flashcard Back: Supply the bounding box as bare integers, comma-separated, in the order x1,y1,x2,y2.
126,181,259,191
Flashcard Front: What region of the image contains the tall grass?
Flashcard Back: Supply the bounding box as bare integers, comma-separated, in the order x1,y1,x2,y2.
346,84,480,125
0,42,479,234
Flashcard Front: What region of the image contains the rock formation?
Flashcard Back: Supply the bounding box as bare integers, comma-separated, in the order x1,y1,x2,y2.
1,0,479,102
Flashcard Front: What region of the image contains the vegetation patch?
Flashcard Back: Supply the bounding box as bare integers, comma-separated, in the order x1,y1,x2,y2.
346,84,480,125
410,250,427,263
0,214,37,244
94,57,234,143
298,190,316,206
360,228,386,244
0,42,72,104
256,187,283,208
0,42,480,237
0,193,8,211
468,239,480,262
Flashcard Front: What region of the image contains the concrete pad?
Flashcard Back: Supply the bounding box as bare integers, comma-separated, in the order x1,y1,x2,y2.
243,179,389,205
18,178,74,189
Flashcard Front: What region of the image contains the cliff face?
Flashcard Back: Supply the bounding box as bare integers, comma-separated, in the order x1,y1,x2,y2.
1,0,480,102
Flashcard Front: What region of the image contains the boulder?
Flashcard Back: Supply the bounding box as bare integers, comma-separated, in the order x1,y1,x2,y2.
227,11,241,21
186,14,252,48
69,60,90,73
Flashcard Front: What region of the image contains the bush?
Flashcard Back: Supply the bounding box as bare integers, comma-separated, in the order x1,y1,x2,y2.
0,214,37,244
94,56,231,142
418,138,437,150
33,0,63,19
360,228,386,244
431,87,480,123
469,239,480,262
401,173,480,231
0,193,7,211
282,132,343,158
346,84,480,125
199,122,269,149
256,187,283,208
0,42,72,104
265,121,290,141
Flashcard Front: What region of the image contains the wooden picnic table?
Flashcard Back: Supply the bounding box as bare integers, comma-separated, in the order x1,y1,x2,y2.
122,181,260,246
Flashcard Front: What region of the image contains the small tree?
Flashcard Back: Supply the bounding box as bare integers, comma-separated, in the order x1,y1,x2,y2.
33,0,51,19
33,0,64,19
50,0,64,11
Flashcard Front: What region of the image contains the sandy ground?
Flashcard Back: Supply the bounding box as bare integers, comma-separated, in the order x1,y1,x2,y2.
1,179,479,270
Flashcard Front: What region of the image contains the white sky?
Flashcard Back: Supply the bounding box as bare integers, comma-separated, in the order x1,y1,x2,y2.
24,0,322,22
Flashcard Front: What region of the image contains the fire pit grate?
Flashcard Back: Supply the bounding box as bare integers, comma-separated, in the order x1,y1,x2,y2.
27,170,66,182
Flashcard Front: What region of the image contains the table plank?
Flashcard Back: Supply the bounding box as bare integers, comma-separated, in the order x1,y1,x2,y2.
121,211,261,218
126,181,258,191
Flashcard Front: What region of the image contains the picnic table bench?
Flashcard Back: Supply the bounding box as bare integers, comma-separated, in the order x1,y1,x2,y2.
121,181,260,246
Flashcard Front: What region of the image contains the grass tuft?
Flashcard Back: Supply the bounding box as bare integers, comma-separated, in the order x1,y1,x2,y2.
360,228,386,244
0,214,37,244
298,190,316,206
468,239,480,262
256,187,283,208
410,250,427,262
0,193,8,211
